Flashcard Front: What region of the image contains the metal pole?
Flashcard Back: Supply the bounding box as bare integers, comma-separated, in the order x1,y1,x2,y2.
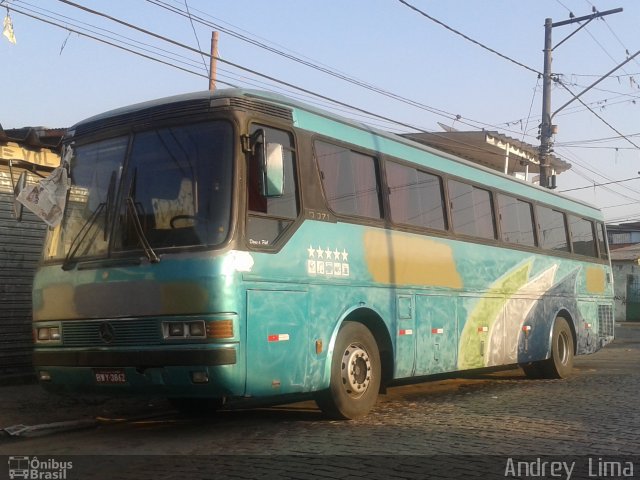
539,18,553,188
209,31,219,91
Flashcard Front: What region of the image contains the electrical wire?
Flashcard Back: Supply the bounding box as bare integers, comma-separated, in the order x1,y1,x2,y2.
555,79,640,149
397,0,542,76
10,0,636,197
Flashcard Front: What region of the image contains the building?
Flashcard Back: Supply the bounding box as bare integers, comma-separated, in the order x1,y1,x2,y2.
606,222,640,250
0,124,63,379
402,129,571,184
610,244,640,322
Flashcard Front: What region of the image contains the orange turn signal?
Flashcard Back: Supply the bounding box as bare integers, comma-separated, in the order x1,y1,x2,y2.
206,320,234,339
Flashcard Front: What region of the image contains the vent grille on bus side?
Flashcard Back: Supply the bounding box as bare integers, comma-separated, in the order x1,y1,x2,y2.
228,98,293,122
62,318,163,347
74,99,212,137
597,304,614,337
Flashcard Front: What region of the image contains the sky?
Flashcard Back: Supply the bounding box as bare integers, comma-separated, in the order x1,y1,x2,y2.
2,0,640,224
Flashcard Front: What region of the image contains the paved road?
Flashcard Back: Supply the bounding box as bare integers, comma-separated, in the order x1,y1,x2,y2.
1,323,639,479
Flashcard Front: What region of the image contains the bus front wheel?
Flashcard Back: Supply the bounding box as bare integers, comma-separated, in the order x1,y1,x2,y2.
316,322,381,420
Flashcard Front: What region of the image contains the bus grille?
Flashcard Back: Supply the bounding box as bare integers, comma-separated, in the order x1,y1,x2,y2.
597,304,614,337
229,98,293,122
62,318,163,347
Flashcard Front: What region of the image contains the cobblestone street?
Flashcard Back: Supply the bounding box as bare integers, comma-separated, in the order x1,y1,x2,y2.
1,323,639,479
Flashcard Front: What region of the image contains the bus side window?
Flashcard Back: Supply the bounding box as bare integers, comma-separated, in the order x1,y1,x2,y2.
448,179,496,240
246,125,299,247
536,205,569,252
497,194,536,247
314,140,381,219
597,222,609,260
386,160,446,231
569,215,597,257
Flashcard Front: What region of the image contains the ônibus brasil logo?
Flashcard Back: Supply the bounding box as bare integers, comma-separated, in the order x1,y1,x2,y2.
8,456,73,479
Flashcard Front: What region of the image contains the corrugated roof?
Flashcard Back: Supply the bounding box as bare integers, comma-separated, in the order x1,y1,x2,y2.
610,243,640,262
401,130,571,176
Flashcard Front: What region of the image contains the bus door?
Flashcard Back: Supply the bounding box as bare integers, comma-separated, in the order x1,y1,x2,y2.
415,294,458,375
245,289,309,396
394,294,416,377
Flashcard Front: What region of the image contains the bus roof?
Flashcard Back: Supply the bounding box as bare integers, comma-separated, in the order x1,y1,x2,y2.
72,88,603,220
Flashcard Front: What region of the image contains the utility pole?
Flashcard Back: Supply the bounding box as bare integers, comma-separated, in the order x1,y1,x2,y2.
538,8,623,188
539,18,553,189
209,31,219,92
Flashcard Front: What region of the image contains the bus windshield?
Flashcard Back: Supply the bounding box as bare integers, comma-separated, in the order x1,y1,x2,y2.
45,120,233,262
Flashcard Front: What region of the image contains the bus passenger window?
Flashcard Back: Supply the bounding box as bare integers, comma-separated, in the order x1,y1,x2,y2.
597,223,609,260
448,180,496,239
497,194,536,247
314,141,381,219
569,215,596,257
386,161,445,230
536,205,569,252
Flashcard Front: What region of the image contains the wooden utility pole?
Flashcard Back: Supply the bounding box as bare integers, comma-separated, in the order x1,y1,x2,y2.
209,31,219,91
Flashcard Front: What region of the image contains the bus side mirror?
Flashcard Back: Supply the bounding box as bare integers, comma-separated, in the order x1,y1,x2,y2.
262,143,284,197
250,129,284,198
13,171,27,222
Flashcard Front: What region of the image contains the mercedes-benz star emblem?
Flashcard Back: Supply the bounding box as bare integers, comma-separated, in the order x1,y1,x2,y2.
99,322,115,344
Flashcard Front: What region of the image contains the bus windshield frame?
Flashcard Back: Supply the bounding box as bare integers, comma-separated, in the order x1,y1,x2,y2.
44,120,235,264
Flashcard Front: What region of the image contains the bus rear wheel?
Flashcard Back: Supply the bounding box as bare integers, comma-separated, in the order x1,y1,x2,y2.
316,322,381,420
520,317,574,379
543,317,574,378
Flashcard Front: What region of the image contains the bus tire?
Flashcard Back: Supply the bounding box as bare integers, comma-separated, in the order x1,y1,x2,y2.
520,317,574,379
315,322,381,420
542,317,574,379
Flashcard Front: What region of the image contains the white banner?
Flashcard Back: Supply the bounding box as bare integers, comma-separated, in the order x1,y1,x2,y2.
17,166,70,227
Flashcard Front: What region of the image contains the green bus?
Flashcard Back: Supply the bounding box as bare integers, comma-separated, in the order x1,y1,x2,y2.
31,89,614,419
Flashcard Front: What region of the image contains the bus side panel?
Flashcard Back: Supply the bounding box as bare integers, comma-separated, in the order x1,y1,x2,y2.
245,289,309,396
415,294,458,375
517,269,581,364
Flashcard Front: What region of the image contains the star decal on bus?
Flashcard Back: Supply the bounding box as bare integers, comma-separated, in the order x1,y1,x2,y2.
307,245,350,277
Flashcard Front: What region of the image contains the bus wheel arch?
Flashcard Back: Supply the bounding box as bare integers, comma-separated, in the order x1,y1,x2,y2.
544,314,575,378
554,308,577,356
343,308,394,392
316,308,392,419
521,312,576,379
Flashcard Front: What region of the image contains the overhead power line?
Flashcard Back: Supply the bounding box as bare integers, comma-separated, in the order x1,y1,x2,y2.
396,0,542,75
559,174,640,193
556,79,640,149
9,0,631,197
6,4,238,85
144,0,537,138
39,0,538,162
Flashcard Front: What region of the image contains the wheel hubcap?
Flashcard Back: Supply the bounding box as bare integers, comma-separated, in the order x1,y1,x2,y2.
557,330,569,365
340,343,372,399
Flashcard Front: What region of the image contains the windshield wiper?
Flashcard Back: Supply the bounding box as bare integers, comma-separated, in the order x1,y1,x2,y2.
126,196,160,263
61,203,105,271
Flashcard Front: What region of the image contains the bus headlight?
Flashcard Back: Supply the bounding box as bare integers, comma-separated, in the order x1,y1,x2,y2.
188,322,205,337
163,320,206,340
162,319,234,340
34,324,62,344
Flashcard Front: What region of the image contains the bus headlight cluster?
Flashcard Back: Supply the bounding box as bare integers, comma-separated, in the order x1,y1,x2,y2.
34,324,62,344
163,320,206,340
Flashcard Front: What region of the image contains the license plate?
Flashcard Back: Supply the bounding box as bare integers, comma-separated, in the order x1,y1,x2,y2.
94,369,127,384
